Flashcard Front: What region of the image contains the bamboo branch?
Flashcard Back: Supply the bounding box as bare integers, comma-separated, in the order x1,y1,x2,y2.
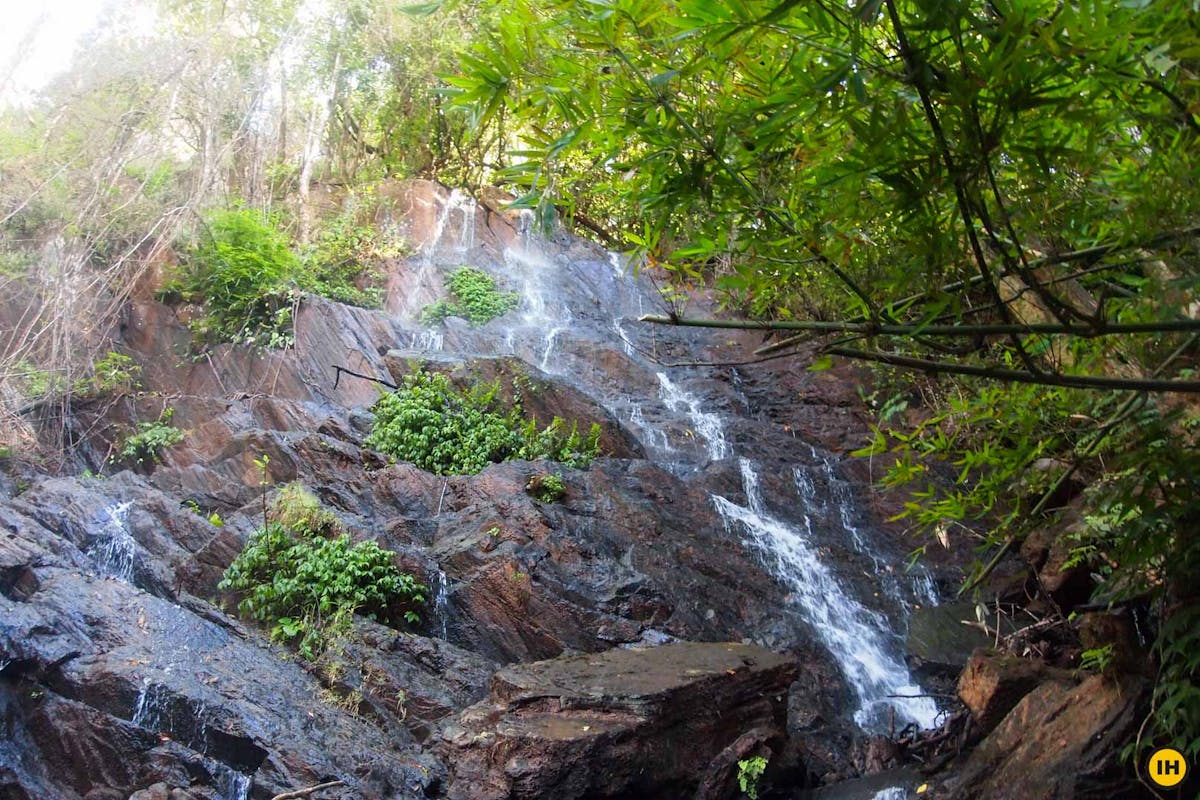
639,314,1200,339
824,346,1200,393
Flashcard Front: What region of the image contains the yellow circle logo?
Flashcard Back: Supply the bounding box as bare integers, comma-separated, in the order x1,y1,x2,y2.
1147,747,1188,788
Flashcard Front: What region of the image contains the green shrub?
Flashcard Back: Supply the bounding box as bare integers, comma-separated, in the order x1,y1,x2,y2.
8,359,65,398
116,408,185,466
365,369,602,475
514,416,602,469
525,472,566,502
302,210,405,309
219,484,426,660
170,208,301,348
421,267,519,325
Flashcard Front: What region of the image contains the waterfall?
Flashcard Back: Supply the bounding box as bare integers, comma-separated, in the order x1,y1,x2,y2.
91,501,137,583
794,448,939,612
400,188,477,320
657,373,728,461
713,458,939,731
431,569,451,640
406,329,444,352
392,188,941,735
132,680,251,800
214,767,251,800
131,680,168,731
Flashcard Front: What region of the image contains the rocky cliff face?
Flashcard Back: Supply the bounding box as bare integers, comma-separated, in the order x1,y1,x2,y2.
1,181,970,800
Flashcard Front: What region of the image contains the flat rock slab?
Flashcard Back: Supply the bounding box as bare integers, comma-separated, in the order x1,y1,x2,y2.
441,642,798,800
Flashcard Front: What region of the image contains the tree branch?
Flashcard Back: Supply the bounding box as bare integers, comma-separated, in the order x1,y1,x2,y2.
639,313,1200,339
824,346,1200,393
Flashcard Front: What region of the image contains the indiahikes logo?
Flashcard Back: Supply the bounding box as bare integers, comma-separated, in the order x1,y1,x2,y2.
1146,747,1188,789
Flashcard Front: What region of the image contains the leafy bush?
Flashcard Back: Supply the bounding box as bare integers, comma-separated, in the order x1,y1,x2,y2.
525,472,565,502
170,207,402,347
219,483,426,660
170,208,301,348
514,416,602,469
421,267,519,325
858,380,1200,761
116,408,185,466
365,369,602,475
737,756,768,800
8,359,65,398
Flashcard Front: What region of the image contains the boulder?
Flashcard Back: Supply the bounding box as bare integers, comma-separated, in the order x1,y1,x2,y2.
440,642,798,800
956,649,1074,735
1019,507,1095,612
940,674,1151,800
906,602,994,680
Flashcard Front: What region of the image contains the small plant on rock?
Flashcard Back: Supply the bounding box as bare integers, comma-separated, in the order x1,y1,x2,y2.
526,472,566,502
421,267,519,326
737,755,768,800
219,483,426,660
116,408,185,466
75,351,141,397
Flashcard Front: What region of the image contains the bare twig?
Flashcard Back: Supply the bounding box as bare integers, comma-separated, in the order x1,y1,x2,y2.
270,781,345,800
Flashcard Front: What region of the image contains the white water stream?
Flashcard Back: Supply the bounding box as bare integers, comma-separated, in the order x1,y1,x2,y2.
656,372,729,461
91,501,137,583
714,459,939,731
132,680,250,800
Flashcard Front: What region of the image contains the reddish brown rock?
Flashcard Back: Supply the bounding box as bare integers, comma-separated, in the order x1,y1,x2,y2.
940,674,1151,800
1019,505,1095,611
440,642,798,800
957,649,1073,735
955,647,1080,734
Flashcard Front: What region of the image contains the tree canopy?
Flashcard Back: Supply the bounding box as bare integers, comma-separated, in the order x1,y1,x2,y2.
444,0,1199,390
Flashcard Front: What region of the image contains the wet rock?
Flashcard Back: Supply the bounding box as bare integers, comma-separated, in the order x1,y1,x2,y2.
939,675,1150,800
906,602,994,681
432,459,811,664
440,642,797,800
1077,608,1152,676
956,649,1073,735
0,504,451,799
3,179,969,799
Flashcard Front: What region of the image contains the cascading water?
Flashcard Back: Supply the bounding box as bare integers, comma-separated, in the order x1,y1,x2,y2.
400,188,478,322
431,569,451,640
713,458,939,731
402,189,941,735
131,679,250,800
91,501,137,583
793,449,939,613
213,767,251,800
656,372,729,461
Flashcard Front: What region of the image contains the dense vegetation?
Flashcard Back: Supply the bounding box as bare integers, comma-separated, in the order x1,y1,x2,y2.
167,206,397,347
366,369,602,475
421,267,520,325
